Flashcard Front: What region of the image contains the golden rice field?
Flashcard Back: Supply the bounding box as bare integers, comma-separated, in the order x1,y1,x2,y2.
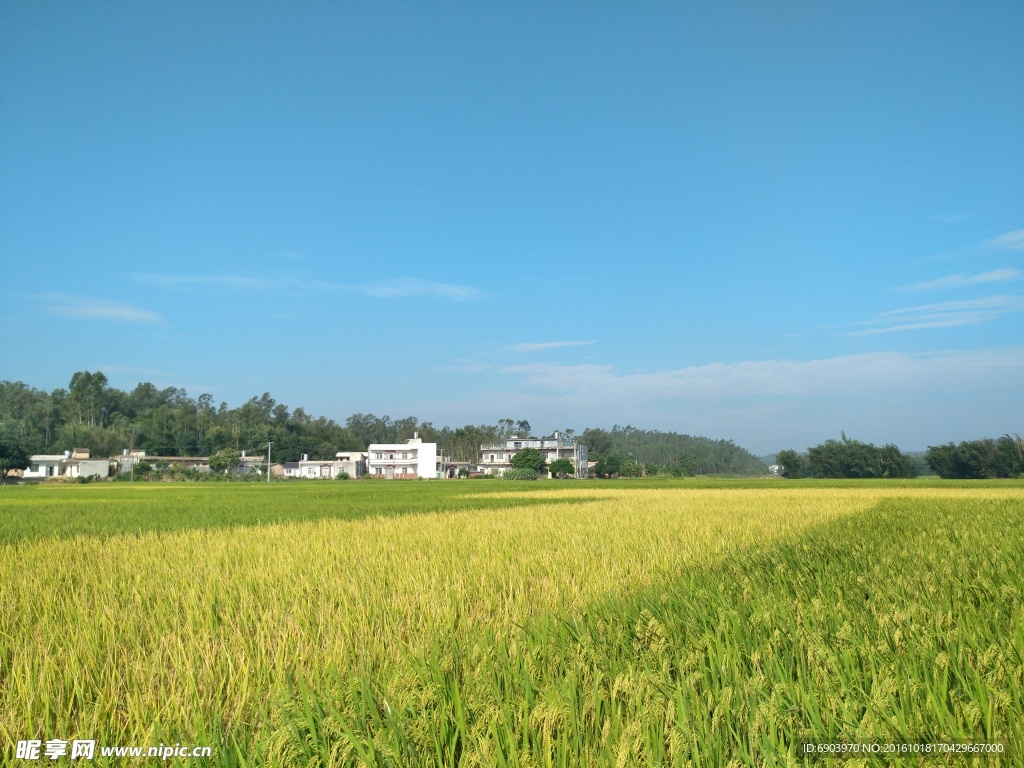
1,480,1022,766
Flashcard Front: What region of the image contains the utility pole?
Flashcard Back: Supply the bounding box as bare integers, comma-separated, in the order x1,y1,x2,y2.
266,442,273,484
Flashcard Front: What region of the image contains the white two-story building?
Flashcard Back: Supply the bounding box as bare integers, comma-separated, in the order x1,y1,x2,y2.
366,434,438,479
478,432,588,478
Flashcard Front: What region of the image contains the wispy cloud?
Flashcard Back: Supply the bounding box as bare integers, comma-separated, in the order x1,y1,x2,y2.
915,226,1024,265
353,278,486,301
989,229,1024,251
501,347,1024,403
136,273,486,302
501,340,596,353
36,294,164,324
849,295,1024,335
901,268,1021,293
434,363,493,373
135,273,275,290
930,212,974,224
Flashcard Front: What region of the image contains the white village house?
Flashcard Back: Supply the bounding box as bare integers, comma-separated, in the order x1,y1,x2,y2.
22,454,67,479
294,452,367,479
478,432,589,478
366,434,438,479
24,449,110,479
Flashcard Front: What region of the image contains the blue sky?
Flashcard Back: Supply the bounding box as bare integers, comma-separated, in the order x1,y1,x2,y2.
2,2,1022,455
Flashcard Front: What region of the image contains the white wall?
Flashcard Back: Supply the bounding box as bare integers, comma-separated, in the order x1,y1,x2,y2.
24,456,67,479
366,441,438,478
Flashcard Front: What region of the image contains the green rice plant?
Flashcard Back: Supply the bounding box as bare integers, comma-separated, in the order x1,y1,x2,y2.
0,482,1021,765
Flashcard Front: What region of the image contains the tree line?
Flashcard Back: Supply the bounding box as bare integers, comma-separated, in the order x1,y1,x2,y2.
776,433,1024,479
580,425,766,477
924,436,1024,479
0,373,765,475
776,435,919,479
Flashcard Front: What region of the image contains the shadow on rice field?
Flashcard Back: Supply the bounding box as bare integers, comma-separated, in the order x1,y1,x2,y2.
1,481,1022,766
270,493,1023,767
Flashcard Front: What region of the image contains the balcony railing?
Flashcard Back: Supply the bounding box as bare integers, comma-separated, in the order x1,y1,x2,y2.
480,440,575,451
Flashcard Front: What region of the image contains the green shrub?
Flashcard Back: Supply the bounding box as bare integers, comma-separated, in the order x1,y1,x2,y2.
503,468,538,481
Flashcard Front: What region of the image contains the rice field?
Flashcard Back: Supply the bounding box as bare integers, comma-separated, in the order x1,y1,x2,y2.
1,479,1022,766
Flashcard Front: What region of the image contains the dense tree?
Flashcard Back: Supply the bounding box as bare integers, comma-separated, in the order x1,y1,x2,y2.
345,413,419,448
994,434,1024,477
619,457,642,478
67,370,110,427
580,428,614,459
0,381,57,451
208,449,241,475
548,457,574,478
780,436,918,479
878,443,920,478
924,444,958,479
926,436,1023,479
670,454,701,477
510,447,546,473
775,450,805,478
436,424,499,463
581,425,764,476
496,418,515,440
0,435,31,483
593,455,621,478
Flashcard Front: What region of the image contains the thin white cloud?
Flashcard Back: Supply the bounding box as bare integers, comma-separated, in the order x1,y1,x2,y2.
502,340,596,353
36,294,164,324
434,363,493,373
901,268,1021,292
916,226,1024,265
354,278,486,302
989,229,1024,251
136,273,486,302
930,212,974,224
850,295,1024,335
135,273,275,290
501,347,1024,403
